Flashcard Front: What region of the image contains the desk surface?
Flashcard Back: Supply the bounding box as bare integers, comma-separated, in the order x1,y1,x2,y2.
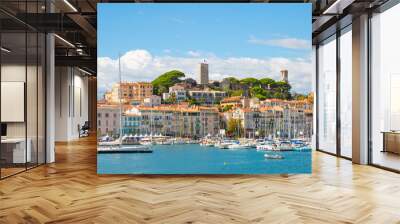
381,131,400,134
1,138,27,143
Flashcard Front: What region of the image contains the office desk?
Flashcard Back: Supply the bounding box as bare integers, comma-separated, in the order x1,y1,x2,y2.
382,131,400,154
1,138,31,163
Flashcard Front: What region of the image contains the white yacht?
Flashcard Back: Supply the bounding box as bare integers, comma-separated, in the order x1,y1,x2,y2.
98,145,152,153
227,143,251,150
215,140,236,149
256,140,276,151
275,141,293,151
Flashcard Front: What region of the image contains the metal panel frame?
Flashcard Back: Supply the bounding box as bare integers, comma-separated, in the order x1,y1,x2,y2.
0,0,47,180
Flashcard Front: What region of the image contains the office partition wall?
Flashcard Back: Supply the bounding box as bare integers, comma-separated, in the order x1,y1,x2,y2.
0,2,46,179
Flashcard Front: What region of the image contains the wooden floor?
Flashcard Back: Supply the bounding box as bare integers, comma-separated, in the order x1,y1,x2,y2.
1,137,400,224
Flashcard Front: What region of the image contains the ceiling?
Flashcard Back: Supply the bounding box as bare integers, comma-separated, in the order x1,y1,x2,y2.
0,0,391,75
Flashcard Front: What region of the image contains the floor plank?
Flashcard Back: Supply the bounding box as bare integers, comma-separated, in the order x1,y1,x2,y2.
1,136,400,224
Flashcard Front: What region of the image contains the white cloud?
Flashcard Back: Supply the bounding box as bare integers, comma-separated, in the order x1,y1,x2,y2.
248,36,310,50
187,50,201,57
97,49,312,97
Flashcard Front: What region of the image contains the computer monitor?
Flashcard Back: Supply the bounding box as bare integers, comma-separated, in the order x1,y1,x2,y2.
1,123,7,137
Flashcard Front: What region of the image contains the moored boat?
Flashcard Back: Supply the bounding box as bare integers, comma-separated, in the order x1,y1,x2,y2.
227,143,251,150
98,145,152,153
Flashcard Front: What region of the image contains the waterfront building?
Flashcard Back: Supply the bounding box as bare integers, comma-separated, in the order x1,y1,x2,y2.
143,95,162,107
220,96,243,108
259,106,283,138
249,98,260,108
225,105,313,139
261,98,312,110
124,105,220,137
220,97,260,109
199,106,220,136
104,81,153,104
121,112,141,135
241,108,262,139
97,104,121,136
261,98,287,107
168,84,187,101
162,92,170,101
188,90,227,104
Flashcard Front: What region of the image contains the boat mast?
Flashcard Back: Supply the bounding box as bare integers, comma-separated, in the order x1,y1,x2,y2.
118,53,122,145
150,109,153,142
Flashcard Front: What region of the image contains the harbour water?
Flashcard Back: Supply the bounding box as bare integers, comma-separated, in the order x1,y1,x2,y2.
97,144,312,174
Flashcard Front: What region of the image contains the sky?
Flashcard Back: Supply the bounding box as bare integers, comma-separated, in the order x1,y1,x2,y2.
98,3,312,96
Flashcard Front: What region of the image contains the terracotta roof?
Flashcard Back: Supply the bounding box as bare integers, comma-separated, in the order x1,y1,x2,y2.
304,109,313,114
263,98,284,102
221,96,242,103
132,104,218,113
259,106,274,112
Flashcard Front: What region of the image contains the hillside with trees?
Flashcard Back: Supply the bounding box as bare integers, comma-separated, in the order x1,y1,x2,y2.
152,71,298,101
221,77,292,100
152,70,185,95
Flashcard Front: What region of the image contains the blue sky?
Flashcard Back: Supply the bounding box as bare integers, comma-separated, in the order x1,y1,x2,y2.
98,4,311,59
97,4,312,94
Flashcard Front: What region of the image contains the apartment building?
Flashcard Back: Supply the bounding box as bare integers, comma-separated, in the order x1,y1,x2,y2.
104,82,153,104
97,104,121,136
123,105,219,137
143,95,162,107
188,90,227,104
226,105,313,139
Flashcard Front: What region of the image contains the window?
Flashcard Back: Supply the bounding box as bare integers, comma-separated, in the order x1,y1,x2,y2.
317,35,337,154
340,26,352,158
370,4,400,171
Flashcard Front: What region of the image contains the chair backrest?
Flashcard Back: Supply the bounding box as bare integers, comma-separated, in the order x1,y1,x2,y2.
82,121,90,129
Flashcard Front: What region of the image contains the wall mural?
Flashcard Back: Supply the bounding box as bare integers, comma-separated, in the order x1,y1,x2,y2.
97,3,313,174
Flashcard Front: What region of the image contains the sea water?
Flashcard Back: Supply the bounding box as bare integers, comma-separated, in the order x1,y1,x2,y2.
97,144,312,174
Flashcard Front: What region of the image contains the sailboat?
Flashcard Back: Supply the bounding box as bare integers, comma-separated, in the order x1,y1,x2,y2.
98,54,152,153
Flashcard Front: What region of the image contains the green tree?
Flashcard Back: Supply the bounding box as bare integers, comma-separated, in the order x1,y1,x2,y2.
152,70,185,95
250,86,266,96
307,92,314,104
164,92,177,104
293,93,307,101
222,77,240,91
187,98,199,106
275,81,291,92
274,81,292,100
240,77,260,87
220,105,233,112
230,90,244,97
226,118,243,138
225,77,240,84
259,78,276,89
